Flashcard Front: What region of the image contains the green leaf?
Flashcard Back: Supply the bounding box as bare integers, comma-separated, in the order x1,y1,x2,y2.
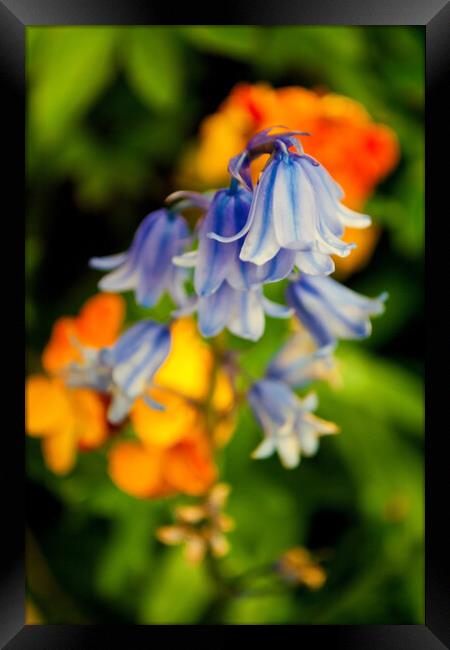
28,27,118,150
94,509,157,604
331,346,424,438
123,27,183,111
316,347,424,536
138,548,214,623
255,27,367,81
223,593,295,624
181,26,260,60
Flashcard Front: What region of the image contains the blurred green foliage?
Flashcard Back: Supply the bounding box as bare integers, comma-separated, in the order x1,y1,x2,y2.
26,26,424,624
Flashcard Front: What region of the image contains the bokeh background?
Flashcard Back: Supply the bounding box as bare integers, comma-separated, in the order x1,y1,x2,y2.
26,26,424,624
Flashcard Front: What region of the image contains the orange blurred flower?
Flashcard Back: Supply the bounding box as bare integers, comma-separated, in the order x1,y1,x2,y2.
179,83,399,276
108,431,217,500
26,293,125,474
26,375,108,474
108,318,236,499
276,546,327,590
42,293,125,374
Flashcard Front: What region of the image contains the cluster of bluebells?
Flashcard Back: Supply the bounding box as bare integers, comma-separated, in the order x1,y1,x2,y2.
76,127,387,469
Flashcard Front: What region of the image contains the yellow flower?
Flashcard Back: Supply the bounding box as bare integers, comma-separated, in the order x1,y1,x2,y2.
131,388,200,448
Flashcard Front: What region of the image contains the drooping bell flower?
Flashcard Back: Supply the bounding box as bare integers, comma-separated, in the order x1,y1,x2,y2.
66,320,171,424
173,184,297,296
267,328,337,388
209,128,371,267
249,379,338,469
286,273,387,347
90,209,190,307
174,283,292,342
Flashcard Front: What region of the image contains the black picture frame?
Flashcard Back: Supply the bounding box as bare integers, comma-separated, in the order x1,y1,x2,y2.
3,1,448,647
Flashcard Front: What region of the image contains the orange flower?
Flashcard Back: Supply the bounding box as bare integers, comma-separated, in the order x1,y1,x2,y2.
108,441,169,498
336,223,382,279
108,431,216,499
131,388,200,449
163,432,217,496
26,293,125,474
276,546,327,589
179,83,399,275
110,317,236,499
26,375,108,474
42,293,125,374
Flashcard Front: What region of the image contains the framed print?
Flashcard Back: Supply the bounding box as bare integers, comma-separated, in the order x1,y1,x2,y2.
1,0,448,647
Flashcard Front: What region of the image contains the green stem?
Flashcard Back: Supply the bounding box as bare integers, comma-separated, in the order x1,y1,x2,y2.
204,552,238,598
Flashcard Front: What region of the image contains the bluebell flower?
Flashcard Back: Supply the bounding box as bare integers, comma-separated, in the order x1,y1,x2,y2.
249,379,338,468
210,128,370,268
66,320,171,424
174,184,297,295
286,274,387,347
228,127,308,191
90,209,190,308
174,284,292,342
267,328,337,388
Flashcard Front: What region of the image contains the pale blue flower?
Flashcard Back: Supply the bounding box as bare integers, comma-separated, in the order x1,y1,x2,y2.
66,320,171,424
286,274,387,347
174,184,297,295
210,128,370,268
249,379,338,468
90,209,190,307
174,284,292,342
267,329,336,388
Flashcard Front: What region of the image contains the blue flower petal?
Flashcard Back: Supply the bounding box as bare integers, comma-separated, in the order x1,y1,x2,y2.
89,252,128,270
267,332,335,388
295,250,335,275
107,392,134,424
91,209,190,307
195,189,251,296
272,156,318,249
286,282,335,347
248,379,298,430
197,283,233,338
337,203,372,229
228,289,266,341
287,274,387,345
143,393,166,411
240,161,281,265
111,321,171,398
172,251,198,267
262,249,297,283
262,296,293,319
299,157,344,238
